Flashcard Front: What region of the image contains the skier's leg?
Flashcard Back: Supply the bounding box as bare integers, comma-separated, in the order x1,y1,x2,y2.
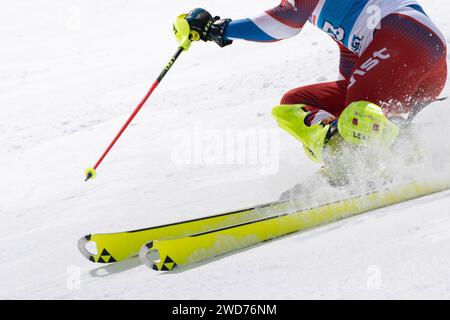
340,12,447,145
280,80,348,118
273,81,347,162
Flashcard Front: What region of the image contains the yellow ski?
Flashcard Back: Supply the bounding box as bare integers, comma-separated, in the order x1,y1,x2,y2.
78,197,309,263
140,180,450,271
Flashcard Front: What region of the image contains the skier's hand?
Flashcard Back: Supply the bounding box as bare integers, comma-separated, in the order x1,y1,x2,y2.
184,8,233,47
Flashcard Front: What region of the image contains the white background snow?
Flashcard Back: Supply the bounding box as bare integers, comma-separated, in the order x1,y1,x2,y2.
1,0,450,299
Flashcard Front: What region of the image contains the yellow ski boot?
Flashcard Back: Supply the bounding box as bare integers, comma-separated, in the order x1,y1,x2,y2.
272,104,338,163
337,101,400,148
273,101,400,193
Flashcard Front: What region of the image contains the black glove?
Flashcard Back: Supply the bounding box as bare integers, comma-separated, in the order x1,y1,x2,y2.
185,8,233,48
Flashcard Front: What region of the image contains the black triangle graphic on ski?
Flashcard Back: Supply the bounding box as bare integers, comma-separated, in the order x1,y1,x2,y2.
108,256,117,263
161,264,169,271
97,256,106,263
164,256,174,264
89,256,95,262
146,242,153,249
85,234,92,241
101,248,110,256
152,264,159,271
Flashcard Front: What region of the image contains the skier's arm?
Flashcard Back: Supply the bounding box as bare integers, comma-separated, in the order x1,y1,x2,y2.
224,0,314,42
182,1,317,46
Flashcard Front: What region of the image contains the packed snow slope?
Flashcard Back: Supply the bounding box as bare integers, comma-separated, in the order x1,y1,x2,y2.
1,0,449,299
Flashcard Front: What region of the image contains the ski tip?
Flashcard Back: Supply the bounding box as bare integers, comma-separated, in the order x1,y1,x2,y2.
139,242,156,269
84,168,97,182
78,235,96,262
139,242,176,271
78,235,118,264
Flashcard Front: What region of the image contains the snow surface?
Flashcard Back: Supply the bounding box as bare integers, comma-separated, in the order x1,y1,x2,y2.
1,0,450,299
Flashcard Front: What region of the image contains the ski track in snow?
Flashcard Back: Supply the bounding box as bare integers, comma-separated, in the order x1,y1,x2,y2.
0,0,449,299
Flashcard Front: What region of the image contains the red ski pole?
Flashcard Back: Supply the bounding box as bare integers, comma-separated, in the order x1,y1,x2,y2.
84,15,198,181
84,47,185,181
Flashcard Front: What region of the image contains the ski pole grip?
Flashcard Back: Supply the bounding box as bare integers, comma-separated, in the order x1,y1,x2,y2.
173,14,199,50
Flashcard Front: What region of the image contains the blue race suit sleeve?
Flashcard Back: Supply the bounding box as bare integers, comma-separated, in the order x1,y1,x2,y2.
224,0,319,42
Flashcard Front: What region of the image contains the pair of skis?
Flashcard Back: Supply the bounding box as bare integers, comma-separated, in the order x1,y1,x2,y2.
79,178,450,271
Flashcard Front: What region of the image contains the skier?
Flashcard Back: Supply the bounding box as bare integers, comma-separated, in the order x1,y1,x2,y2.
178,1,447,170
